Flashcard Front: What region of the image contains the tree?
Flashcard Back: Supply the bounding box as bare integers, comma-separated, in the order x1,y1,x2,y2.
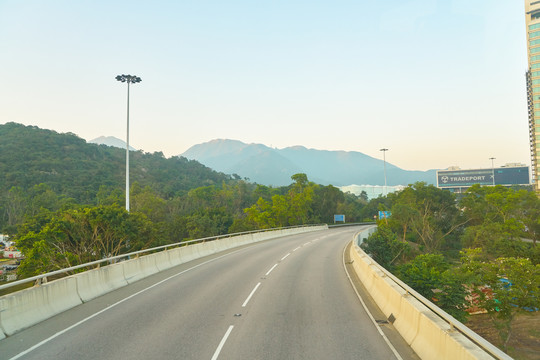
397,253,469,322
16,205,156,277
311,185,345,223
389,182,466,253
460,250,540,351
460,185,539,260
361,224,410,270
243,175,315,228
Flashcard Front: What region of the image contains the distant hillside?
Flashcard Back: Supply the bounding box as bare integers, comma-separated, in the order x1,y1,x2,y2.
89,136,136,151
0,123,232,204
182,139,437,186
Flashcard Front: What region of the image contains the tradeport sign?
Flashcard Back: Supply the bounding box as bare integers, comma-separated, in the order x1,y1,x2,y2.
437,167,529,188
437,169,493,187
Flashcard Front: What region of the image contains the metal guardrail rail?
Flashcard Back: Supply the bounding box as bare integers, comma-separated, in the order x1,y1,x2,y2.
327,221,376,228
0,224,325,292
355,230,512,360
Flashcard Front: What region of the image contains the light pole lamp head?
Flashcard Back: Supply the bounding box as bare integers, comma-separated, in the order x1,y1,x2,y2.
115,74,142,83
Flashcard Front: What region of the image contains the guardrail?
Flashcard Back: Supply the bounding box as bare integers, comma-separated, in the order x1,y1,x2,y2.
0,224,328,339
352,227,511,360
327,221,376,229
0,224,325,292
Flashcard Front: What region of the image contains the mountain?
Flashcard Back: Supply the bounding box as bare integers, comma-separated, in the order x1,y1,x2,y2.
181,139,437,186
89,136,136,151
0,123,232,204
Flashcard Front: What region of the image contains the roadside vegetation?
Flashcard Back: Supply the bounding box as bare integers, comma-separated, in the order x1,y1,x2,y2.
362,183,540,356
0,123,371,279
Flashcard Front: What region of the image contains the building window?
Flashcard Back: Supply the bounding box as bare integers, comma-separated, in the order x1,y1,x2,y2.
531,30,540,38
533,63,540,70
530,39,540,46
534,87,540,93
531,47,540,54
532,71,540,77
531,55,540,61
529,23,540,31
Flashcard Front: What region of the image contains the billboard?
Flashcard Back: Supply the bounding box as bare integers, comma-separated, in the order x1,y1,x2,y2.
437,169,493,188
437,167,529,188
494,167,529,185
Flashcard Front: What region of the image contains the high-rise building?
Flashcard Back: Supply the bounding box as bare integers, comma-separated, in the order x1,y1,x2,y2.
525,1,540,195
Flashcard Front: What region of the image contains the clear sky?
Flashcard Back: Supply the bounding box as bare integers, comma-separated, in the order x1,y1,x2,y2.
0,0,530,171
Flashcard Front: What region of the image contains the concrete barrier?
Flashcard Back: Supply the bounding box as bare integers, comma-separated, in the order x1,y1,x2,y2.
196,241,218,257
0,277,82,336
153,251,173,272
75,262,127,302
178,244,199,263
349,227,507,360
168,247,185,267
0,225,329,340
123,255,159,284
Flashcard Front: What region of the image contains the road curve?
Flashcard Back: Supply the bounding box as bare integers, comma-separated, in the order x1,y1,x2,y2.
1,226,412,360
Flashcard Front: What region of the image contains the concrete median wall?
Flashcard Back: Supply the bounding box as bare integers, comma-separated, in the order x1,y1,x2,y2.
349,227,504,360
75,262,127,302
0,277,82,336
0,225,328,339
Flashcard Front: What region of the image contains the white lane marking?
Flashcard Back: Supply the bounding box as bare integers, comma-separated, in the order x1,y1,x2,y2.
242,282,261,307
281,253,290,261
292,246,301,252
265,264,278,276
7,251,244,360
303,241,311,246
342,243,403,360
211,325,234,360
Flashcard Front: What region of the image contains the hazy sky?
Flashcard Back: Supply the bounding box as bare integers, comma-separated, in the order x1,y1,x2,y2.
0,0,530,171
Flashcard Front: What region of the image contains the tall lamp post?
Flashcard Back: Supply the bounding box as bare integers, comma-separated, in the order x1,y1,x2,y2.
489,157,496,186
115,74,142,212
380,148,389,196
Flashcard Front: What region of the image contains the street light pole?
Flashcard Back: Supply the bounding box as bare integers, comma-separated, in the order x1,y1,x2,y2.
115,74,142,212
489,157,496,186
380,148,388,196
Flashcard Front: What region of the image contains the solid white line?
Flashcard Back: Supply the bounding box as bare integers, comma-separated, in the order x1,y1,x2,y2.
342,242,403,360
7,250,244,360
281,253,290,261
242,282,261,307
265,264,278,276
211,325,234,360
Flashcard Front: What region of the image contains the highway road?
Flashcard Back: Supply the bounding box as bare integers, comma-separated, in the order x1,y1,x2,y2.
1,226,417,360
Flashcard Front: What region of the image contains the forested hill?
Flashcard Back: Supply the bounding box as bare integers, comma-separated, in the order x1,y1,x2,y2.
0,122,231,203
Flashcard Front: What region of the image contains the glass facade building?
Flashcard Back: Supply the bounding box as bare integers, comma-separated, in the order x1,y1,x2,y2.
525,1,540,195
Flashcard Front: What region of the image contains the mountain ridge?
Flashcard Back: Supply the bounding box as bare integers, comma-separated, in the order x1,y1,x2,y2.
181,139,437,186
89,136,137,151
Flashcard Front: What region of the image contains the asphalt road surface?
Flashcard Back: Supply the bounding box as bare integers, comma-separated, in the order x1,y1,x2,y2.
1,226,417,360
